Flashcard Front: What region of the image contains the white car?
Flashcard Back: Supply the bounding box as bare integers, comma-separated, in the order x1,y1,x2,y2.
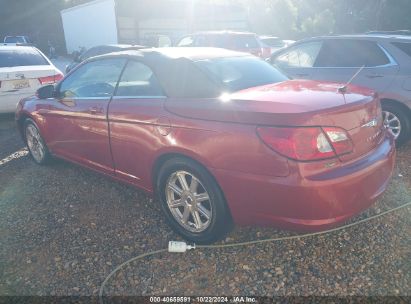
0,46,63,113
2,35,32,46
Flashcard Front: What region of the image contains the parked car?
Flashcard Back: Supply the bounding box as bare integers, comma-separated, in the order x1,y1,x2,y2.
365,30,411,36
259,36,295,54
65,44,146,74
0,46,63,113
16,48,395,244
2,35,32,46
271,34,411,145
142,34,173,48
177,31,270,59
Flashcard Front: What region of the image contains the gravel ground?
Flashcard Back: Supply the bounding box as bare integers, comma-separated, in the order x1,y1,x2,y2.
0,114,410,298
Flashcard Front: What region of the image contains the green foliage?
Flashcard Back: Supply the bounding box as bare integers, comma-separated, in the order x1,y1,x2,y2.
0,0,410,53
248,0,411,38
301,8,335,37
266,0,299,37
378,0,411,31
0,0,66,53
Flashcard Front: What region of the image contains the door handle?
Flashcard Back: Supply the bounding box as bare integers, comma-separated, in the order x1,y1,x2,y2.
61,99,76,107
89,107,103,114
295,73,309,77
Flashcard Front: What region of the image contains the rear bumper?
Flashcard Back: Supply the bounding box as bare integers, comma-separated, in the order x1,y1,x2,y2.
211,134,396,231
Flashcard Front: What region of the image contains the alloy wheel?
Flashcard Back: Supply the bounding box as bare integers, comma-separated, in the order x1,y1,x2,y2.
26,124,46,163
165,170,213,233
383,111,401,139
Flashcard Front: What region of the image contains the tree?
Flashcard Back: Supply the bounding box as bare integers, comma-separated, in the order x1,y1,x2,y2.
247,0,411,38
245,0,298,37
0,0,410,54
301,8,335,37
0,0,66,52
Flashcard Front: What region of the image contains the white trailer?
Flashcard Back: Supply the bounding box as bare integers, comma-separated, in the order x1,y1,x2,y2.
61,0,118,54
61,0,250,52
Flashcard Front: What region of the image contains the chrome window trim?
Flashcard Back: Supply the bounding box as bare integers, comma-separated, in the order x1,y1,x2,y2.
60,96,167,100
377,43,398,67
113,96,167,99
61,96,112,100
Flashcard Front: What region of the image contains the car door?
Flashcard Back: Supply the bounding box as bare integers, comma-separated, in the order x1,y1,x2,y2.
272,41,323,79
108,59,167,189
311,39,400,92
44,58,126,174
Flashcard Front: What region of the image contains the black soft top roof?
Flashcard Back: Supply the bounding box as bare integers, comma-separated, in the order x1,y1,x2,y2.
136,47,247,60
95,47,249,98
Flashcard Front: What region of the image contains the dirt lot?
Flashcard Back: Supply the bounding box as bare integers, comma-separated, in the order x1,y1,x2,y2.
0,114,410,298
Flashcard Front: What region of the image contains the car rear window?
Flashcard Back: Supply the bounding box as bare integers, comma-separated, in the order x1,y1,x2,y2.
212,35,231,48
196,56,288,92
231,35,259,49
207,34,260,49
0,48,49,68
392,42,411,58
4,36,26,43
81,46,119,60
262,38,285,48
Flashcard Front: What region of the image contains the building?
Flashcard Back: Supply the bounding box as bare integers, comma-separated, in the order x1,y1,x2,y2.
61,0,249,53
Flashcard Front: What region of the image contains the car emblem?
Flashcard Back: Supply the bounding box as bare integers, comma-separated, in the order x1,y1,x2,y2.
15,73,25,79
361,118,378,128
367,129,382,142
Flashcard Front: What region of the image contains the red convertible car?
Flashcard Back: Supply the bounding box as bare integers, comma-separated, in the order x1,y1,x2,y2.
16,48,395,244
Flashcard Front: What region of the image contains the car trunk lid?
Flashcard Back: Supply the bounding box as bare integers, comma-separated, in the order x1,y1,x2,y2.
0,65,59,94
166,80,385,162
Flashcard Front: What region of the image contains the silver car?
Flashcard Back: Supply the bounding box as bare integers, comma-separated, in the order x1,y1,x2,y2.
271,34,411,145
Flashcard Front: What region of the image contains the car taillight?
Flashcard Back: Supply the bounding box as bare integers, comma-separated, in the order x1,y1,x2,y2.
256,126,353,161
55,73,64,82
262,47,271,59
323,127,353,155
38,73,63,85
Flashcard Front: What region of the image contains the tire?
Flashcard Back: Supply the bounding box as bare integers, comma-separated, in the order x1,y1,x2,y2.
382,103,411,147
156,157,233,244
24,119,50,165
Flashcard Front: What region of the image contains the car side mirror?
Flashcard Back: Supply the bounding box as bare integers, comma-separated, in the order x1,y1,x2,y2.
36,85,56,99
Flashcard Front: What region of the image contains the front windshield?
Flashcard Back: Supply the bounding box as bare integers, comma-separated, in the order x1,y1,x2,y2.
196,56,288,92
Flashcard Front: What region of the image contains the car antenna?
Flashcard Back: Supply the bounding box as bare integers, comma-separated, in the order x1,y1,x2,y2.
338,65,366,94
